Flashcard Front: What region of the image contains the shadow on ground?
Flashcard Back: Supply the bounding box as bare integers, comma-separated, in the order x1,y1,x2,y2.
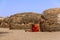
0,32,9,34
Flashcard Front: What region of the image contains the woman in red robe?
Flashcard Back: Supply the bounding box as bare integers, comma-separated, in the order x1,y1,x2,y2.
31,24,40,32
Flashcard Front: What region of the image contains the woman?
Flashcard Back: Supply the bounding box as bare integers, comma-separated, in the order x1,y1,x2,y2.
31,23,40,32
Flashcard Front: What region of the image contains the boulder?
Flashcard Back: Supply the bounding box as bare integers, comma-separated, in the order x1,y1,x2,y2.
42,8,60,32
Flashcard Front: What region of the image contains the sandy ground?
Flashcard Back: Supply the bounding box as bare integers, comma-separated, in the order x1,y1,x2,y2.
0,28,60,40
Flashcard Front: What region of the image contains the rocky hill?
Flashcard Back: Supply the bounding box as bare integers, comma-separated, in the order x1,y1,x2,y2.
1,8,60,32
1,12,41,29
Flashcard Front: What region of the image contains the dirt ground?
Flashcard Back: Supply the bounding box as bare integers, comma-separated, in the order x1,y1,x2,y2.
0,28,60,40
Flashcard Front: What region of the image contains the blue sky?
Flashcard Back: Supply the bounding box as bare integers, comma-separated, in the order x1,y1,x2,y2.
0,0,60,17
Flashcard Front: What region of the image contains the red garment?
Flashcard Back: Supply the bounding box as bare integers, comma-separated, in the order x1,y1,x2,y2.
32,24,40,32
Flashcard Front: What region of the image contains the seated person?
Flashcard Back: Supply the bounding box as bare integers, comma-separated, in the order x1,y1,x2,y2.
31,23,40,32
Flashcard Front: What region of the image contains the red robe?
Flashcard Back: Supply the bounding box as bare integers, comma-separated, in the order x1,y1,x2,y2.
32,24,40,32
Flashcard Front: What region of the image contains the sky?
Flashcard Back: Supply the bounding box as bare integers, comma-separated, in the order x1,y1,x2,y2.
0,0,60,17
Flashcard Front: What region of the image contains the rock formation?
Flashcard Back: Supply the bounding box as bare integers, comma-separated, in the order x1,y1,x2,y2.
42,8,60,32
4,12,41,29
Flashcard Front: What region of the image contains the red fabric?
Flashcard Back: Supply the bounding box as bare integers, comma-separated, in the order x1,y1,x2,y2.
32,24,39,32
